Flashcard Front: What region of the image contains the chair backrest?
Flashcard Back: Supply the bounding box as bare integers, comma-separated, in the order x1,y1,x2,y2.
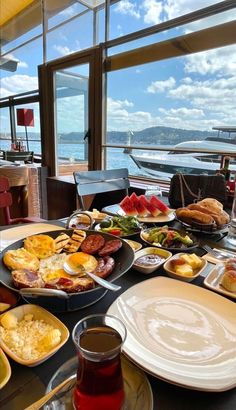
0,176,12,224
73,168,130,210
3,151,34,163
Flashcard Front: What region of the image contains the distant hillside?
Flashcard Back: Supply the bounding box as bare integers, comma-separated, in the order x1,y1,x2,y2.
0,126,217,146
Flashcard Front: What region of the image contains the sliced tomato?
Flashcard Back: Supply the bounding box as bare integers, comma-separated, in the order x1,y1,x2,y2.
109,229,122,236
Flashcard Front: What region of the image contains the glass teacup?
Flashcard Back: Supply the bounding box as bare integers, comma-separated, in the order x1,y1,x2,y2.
72,314,127,410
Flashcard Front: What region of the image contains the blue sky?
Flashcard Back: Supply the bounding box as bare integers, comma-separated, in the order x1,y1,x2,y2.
1,0,236,134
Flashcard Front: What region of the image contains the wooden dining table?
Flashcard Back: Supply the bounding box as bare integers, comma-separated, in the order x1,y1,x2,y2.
0,218,236,410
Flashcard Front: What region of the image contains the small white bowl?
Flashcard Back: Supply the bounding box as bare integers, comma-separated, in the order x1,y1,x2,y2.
0,304,69,367
0,348,11,389
163,253,207,282
133,247,172,274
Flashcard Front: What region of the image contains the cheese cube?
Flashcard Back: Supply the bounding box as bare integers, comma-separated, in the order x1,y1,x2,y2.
175,263,193,277
180,254,202,269
189,254,202,269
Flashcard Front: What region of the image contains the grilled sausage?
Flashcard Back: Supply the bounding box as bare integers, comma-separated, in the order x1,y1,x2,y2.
94,256,115,278
80,234,105,254
98,239,122,257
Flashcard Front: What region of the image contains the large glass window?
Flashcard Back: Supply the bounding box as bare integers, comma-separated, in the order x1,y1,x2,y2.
46,12,94,61
0,38,43,98
105,42,236,180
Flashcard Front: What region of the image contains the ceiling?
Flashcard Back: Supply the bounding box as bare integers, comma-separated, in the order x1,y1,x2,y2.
0,0,35,27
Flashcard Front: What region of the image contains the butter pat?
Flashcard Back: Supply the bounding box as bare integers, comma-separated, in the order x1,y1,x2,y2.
176,263,193,277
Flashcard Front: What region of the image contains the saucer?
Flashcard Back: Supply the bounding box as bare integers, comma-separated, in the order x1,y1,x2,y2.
44,355,153,410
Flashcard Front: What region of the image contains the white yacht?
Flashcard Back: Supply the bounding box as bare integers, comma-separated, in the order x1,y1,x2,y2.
130,127,236,179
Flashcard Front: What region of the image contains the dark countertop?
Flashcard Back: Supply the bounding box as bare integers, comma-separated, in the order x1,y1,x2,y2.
0,221,236,410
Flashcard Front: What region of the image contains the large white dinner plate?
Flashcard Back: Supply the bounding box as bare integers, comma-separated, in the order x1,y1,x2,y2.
108,276,236,392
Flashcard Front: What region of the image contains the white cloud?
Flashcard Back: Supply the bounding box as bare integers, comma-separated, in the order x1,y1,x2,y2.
158,107,205,118
147,76,176,93
18,61,28,68
163,0,216,21
142,0,163,25
0,75,38,98
168,75,236,118
114,0,140,19
184,45,236,75
59,4,79,18
53,45,77,56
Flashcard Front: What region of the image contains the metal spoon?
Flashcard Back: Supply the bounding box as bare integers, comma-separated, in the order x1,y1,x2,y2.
63,262,121,292
24,375,76,410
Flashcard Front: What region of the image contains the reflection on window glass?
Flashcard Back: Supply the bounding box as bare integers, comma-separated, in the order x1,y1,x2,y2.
105,43,236,180
108,8,236,56
109,0,223,40
45,0,87,29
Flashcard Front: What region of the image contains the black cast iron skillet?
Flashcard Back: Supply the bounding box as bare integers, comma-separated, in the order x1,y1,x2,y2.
0,229,135,312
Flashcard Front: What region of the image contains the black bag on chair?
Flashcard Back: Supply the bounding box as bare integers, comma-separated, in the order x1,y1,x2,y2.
168,173,228,209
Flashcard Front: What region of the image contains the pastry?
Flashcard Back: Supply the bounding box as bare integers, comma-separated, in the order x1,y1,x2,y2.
176,208,214,225
197,198,223,214
3,248,40,271
221,269,236,293
24,234,56,259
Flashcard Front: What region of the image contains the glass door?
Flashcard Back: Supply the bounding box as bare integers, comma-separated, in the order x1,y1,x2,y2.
39,47,103,176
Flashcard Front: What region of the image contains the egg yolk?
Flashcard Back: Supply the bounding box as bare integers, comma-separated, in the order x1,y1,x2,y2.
67,252,97,272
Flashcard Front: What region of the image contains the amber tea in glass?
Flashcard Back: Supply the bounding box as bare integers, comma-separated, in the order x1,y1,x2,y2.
72,314,127,410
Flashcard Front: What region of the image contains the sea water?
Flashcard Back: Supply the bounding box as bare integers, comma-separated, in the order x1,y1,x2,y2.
0,140,147,177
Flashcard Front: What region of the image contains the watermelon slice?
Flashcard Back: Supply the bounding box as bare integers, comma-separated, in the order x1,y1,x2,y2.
139,195,161,217
149,195,170,214
120,195,138,216
129,192,148,217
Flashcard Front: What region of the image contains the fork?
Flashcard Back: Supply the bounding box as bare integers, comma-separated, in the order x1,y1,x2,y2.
202,244,234,260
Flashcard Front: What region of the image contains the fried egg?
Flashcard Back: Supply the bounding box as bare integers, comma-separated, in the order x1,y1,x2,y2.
66,252,98,273
39,252,98,282
39,253,70,282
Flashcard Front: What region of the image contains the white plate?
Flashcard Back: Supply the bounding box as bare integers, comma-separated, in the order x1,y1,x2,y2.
204,264,236,299
108,276,236,391
118,208,175,223
103,204,175,223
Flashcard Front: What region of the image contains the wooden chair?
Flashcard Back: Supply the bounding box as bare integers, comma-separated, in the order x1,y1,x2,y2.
0,175,45,225
3,151,34,164
73,168,130,210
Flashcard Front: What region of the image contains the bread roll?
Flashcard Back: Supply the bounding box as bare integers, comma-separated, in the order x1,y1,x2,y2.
197,198,223,214
176,208,214,225
188,203,230,226
221,269,236,293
